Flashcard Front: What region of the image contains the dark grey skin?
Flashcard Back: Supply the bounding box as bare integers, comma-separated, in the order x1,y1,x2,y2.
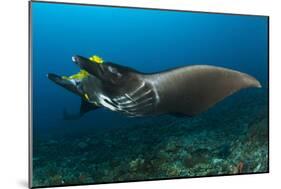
48,55,261,118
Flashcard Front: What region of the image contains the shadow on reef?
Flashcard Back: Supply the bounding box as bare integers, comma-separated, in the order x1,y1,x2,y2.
32,89,269,187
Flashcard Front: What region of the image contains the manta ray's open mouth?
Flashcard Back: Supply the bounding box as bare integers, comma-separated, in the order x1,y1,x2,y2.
71,55,105,78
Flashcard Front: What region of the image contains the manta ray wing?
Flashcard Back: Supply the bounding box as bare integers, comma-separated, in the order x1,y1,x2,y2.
148,65,261,116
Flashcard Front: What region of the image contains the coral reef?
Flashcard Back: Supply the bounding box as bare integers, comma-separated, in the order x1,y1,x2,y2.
32,90,269,187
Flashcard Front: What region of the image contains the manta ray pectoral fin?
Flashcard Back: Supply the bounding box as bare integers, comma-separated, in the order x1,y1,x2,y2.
47,73,81,96
80,99,100,116
155,65,262,116
183,66,261,115
62,100,99,120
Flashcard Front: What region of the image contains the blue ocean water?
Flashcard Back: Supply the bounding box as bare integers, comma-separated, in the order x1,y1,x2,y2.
31,2,269,187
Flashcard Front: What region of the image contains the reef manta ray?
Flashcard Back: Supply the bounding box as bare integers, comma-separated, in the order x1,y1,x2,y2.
47,55,261,119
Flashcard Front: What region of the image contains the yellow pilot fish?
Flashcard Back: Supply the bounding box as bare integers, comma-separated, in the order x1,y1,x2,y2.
61,55,104,102
62,55,104,81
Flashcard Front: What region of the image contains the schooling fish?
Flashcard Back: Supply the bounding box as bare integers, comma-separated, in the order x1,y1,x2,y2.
47,55,261,118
